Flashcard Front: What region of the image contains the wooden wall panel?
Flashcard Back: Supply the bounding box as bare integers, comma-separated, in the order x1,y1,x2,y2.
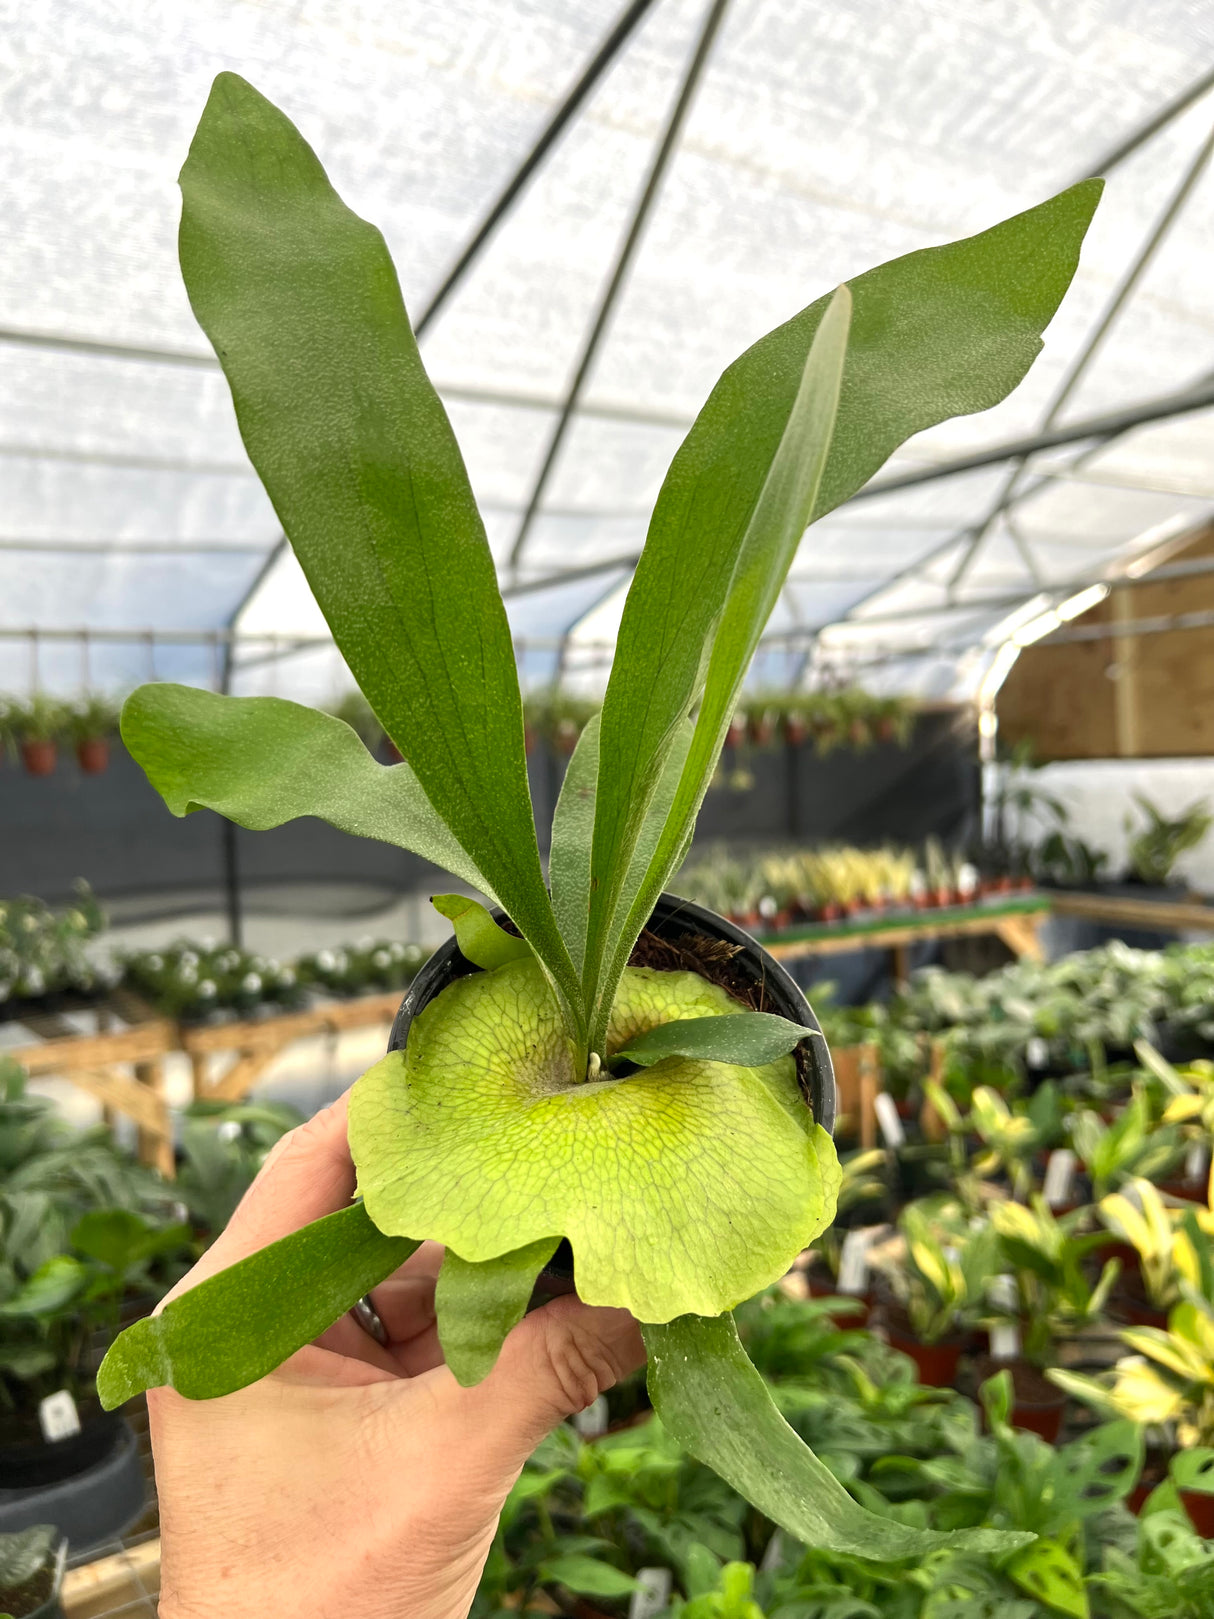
998,528,1214,761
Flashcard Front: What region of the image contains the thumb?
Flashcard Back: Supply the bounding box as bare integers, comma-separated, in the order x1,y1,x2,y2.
451,1293,645,1472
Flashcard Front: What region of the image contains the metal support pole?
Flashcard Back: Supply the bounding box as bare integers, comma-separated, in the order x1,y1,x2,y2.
509,0,732,570
850,373,1214,500
218,615,244,948
1078,60,1214,181
414,0,659,337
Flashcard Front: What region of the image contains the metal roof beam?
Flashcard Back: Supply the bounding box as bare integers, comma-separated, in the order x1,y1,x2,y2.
946,114,1214,594
509,0,732,569
413,0,660,337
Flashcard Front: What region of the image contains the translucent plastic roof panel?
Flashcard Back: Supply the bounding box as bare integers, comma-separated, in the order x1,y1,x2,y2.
3,0,1214,698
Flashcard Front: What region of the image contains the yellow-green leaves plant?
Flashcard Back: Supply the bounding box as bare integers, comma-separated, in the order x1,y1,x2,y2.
1052,1214,1214,1448
102,69,1100,1556
1099,1178,1212,1313
989,1197,1121,1366
892,1201,1000,1345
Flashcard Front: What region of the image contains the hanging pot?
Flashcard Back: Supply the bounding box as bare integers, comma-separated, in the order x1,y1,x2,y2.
19,740,56,777
783,715,809,747
75,737,110,775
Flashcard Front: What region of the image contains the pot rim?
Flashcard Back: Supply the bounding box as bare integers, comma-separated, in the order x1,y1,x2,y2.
387,891,835,1135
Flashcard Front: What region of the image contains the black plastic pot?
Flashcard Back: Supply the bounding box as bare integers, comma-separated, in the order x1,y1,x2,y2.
388,891,835,1131
387,893,837,1283
0,1420,145,1556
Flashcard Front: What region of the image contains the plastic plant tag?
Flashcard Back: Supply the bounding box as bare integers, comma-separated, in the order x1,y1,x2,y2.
573,1395,609,1438
988,1272,1020,1361
874,1092,905,1147
38,1389,81,1443
629,1567,672,1619
1186,1142,1210,1184
990,1322,1021,1361
836,1229,872,1296
1026,1037,1049,1069
1043,1149,1077,1208
759,1532,784,1573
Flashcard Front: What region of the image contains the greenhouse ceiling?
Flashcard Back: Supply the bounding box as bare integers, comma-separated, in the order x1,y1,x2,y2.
3,0,1214,703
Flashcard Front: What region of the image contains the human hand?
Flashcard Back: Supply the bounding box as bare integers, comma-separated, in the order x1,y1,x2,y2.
149,1093,645,1619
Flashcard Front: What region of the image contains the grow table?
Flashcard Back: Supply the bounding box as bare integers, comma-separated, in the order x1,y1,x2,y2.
6,988,408,1173
756,895,1050,985
7,992,179,1176
178,988,405,1103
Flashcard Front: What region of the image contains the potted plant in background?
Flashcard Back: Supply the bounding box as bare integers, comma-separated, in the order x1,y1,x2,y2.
0,1526,65,1619
65,696,121,776
0,1060,189,1550
1125,794,1212,893
3,698,65,779
985,1195,1120,1441
874,1200,998,1385
1098,1177,1209,1327
1069,1088,1188,1202
97,70,1098,1560
1051,1235,1214,1536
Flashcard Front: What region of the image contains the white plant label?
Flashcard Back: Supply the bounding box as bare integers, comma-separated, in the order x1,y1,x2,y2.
629,1568,672,1619
874,1091,905,1148
836,1229,872,1296
760,1531,785,1573
1042,1149,1077,1208
572,1394,608,1438
987,1273,1020,1361
989,1322,1021,1361
1186,1143,1210,1185
1025,1037,1049,1069
39,1389,81,1443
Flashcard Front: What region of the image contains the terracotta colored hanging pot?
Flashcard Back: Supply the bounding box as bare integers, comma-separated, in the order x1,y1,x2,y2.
20,738,57,776
76,737,110,775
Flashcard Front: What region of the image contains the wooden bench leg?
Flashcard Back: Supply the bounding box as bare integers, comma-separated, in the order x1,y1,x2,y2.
134,1057,175,1178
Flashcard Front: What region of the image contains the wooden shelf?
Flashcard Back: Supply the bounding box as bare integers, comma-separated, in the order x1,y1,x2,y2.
6,987,408,1173
755,897,1049,976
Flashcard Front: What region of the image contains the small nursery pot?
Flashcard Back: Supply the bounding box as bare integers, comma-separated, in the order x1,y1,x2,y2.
19,739,56,776
805,1261,871,1329
883,1304,965,1387
975,1356,1067,1443
1181,1487,1214,1538
388,893,837,1284
75,737,110,774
